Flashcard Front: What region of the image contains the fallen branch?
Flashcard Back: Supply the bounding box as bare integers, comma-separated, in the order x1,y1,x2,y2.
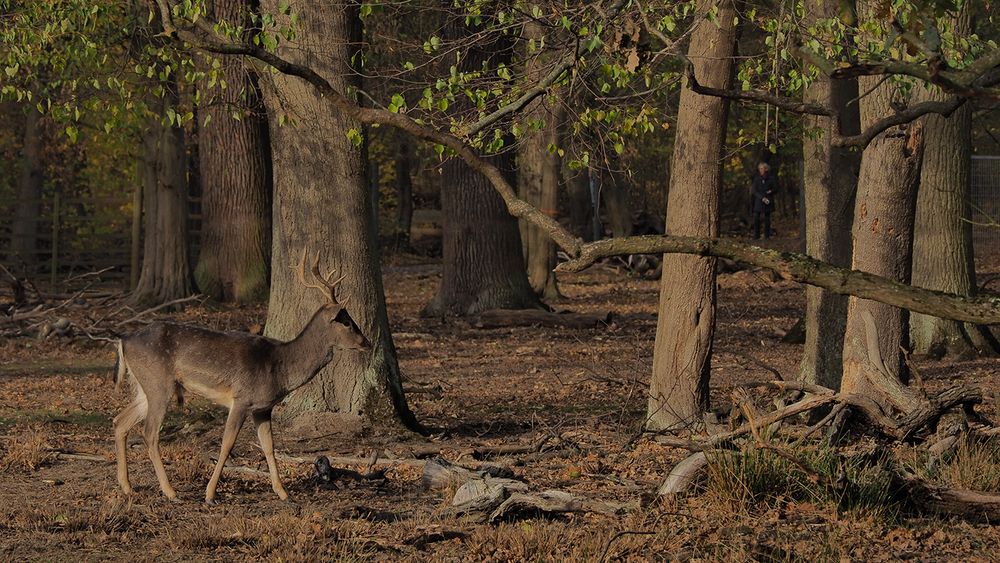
277,452,426,469
471,309,612,329
894,471,1000,522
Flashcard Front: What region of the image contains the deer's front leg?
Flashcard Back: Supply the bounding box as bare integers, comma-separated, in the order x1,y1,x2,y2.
205,404,248,504
253,409,289,501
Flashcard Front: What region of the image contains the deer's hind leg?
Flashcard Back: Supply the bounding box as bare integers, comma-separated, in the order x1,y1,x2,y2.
113,382,148,495
142,384,177,500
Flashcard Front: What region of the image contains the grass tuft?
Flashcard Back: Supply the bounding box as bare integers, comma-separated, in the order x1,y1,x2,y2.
0,430,56,472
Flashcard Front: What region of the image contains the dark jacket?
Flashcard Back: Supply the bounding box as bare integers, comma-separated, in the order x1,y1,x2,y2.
751,173,776,213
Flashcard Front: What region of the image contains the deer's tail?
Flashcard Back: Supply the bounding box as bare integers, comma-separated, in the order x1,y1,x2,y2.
114,339,127,392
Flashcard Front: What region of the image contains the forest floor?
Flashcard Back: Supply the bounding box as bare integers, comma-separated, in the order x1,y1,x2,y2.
2,232,1000,561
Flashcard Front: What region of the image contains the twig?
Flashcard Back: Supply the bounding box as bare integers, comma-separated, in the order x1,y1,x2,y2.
598,530,656,563
114,294,203,327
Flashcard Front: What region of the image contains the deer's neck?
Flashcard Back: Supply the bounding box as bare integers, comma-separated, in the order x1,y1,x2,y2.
275,315,334,393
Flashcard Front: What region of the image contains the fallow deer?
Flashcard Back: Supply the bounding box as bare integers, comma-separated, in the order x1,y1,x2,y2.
112,252,369,503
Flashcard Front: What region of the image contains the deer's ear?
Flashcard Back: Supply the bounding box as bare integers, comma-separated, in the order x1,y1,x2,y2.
331,307,352,325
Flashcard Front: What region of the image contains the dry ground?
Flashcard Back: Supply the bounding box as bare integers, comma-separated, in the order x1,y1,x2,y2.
2,236,1000,561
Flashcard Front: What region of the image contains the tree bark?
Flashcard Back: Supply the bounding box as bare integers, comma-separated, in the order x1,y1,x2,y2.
840,48,925,412
194,0,272,304
132,91,193,307
909,5,997,358
799,0,860,390
259,0,416,430
11,105,44,269
423,21,542,316
647,4,737,430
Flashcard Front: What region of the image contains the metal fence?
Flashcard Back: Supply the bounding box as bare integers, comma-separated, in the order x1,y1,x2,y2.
972,156,1000,263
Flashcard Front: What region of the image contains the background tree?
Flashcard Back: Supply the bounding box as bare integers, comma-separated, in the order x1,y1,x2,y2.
909,4,997,357
132,86,193,306
516,23,563,300
10,104,44,269
194,0,273,304
799,0,860,390
423,15,541,316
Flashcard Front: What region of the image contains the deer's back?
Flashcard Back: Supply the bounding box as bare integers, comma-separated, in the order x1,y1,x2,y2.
123,322,282,407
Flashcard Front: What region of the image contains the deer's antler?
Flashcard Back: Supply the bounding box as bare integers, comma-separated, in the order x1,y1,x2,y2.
296,249,346,304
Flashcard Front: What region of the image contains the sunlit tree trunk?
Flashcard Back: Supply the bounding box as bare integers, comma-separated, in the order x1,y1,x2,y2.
647,1,737,430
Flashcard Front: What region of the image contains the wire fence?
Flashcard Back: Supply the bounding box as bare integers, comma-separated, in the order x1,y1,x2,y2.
0,192,202,290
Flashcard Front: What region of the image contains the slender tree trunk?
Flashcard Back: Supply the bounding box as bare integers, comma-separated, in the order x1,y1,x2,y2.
394,136,414,246
603,169,632,239
132,92,193,306
423,20,541,316
647,3,737,430
799,0,860,390
517,124,562,299
11,106,43,269
909,6,996,358
194,0,272,304
840,65,924,412
565,165,593,241
516,22,561,300
259,0,416,430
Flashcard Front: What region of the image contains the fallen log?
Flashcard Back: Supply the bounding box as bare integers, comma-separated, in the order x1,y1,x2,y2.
471,309,612,329
895,472,1000,522
421,457,516,490
657,452,708,496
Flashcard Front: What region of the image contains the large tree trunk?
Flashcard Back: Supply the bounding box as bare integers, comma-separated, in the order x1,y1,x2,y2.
423,20,541,316
194,0,272,304
840,61,924,412
799,0,860,390
424,152,542,316
132,92,193,306
647,4,737,430
909,6,996,358
11,106,44,269
259,0,416,430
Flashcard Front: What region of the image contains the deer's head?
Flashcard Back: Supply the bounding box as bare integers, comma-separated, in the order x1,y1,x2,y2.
297,250,371,352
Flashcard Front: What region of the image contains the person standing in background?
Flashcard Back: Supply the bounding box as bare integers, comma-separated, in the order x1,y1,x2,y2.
750,162,776,239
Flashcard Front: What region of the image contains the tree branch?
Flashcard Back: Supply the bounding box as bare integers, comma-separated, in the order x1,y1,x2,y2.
683,59,836,117
557,235,1000,325
461,0,629,138
832,97,966,147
